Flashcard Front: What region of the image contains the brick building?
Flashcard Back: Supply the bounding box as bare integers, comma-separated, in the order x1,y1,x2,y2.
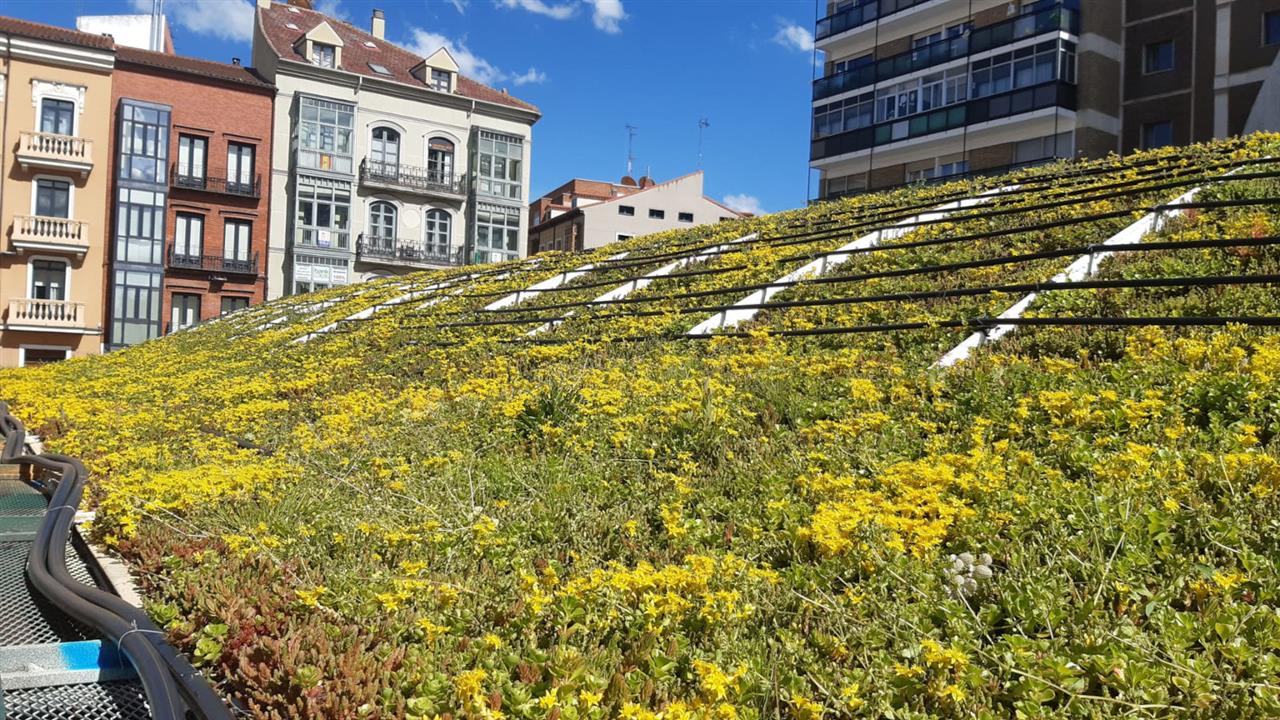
105,48,274,344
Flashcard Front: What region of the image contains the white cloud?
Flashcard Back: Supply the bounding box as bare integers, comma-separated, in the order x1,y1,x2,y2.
497,0,576,20
448,0,469,12
314,0,348,21
406,29,548,88
511,67,548,85
132,0,254,43
584,0,626,33
772,21,814,53
723,194,765,216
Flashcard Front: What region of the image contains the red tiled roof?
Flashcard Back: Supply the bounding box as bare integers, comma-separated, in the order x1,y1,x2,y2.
116,46,273,90
256,3,539,115
0,14,116,50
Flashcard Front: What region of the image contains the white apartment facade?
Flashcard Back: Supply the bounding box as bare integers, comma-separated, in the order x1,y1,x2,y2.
528,172,745,254
251,0,539,298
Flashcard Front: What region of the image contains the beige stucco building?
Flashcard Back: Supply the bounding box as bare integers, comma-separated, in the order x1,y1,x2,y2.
528,171,745,254
0,17,114,367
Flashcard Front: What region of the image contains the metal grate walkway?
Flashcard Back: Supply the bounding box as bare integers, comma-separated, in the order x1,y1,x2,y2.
1,471,150,720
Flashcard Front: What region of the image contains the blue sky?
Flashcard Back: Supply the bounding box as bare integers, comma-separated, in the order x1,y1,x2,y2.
7,0,823,214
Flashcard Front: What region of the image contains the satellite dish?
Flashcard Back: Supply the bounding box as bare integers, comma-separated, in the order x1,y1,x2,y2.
638,176,655,188
620,175,638,187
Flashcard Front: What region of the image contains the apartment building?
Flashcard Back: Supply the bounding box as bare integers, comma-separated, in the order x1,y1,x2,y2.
106,48,274,346
0,17,114,367
251,0,541,299
528,171,745,254
811,0,1280,199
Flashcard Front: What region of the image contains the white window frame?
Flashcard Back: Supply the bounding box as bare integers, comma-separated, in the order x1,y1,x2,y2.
27,254,71,301
171,292,202,330
30,79,85,136
19,345,71,367
174,212,205,257
30,173,74,218
311,43,336,68
223,218,252,262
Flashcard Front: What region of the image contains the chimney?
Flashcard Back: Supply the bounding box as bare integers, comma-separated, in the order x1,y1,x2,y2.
371,9,385,39
232,57,241,66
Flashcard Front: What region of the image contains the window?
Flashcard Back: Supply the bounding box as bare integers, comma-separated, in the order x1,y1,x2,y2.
649,209,665,219
40,98,75,135
970,40,1066,100
617,234,633,241
831,53,872,75
678,212,694,223
425,209,451,255
474,204,520,261
292,253,348,294
367,201,397,251
1015,131,1075,164
1266,11,1280,46
111,269,162,347
224,220,251,264
177,135,207,182
227,143,255,192
427,138,455,182
369,127,400,172
474,130,523,200
1143,40,1174,74
813,91,875,138
1141,121,1173,149
823,173,867,199
296,178,351,249
173,213,204,257
311,43,336,68
369,63,391,75
297,96,354,173
938,160,968,177
431,68,451,92
118,102,169,183
618,205,635,216
115,188,165,264
21,347,69,366
35,179,70,218
31,259,67,300
221,296,250,315
171,293,201,331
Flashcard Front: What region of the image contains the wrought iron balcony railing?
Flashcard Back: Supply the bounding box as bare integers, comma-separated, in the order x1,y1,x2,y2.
170,165,262,198
356,234,465,267
358,159,466,198
167,248,259,275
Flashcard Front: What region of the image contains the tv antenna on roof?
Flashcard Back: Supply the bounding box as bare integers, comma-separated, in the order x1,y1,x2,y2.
625,124,638,177
697,117,710,169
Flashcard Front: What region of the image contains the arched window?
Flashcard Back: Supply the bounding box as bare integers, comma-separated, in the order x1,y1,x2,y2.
425,209,451,257
368,201,397,252
427,137,454,183
370,127,400,172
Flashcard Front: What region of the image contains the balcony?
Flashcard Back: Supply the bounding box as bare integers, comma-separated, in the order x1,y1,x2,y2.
816,0,937,42
358,160,466,200
812,80,1077,162
356,234,465,268
814,1,1078,101
170,166,262,198
167,248,259,276
15,131,93,175
9,215,90,254
4,298,87,331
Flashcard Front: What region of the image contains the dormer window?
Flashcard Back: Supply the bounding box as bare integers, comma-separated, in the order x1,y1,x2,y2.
312,43,336,68
431,68,452,92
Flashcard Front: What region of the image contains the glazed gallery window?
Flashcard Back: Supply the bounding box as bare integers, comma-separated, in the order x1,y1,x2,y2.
171,293,200,330
425,209,451,255
173,213,204,257
118,102,170,183
111,269,161,347
40,98,75,135
293,254,348,295
297,96,354,173
177,135,207,181
296,180,350,249
475,130,523,200
34,179,71,218
31,259,67,300
475,205,519,259
115,188,166,265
